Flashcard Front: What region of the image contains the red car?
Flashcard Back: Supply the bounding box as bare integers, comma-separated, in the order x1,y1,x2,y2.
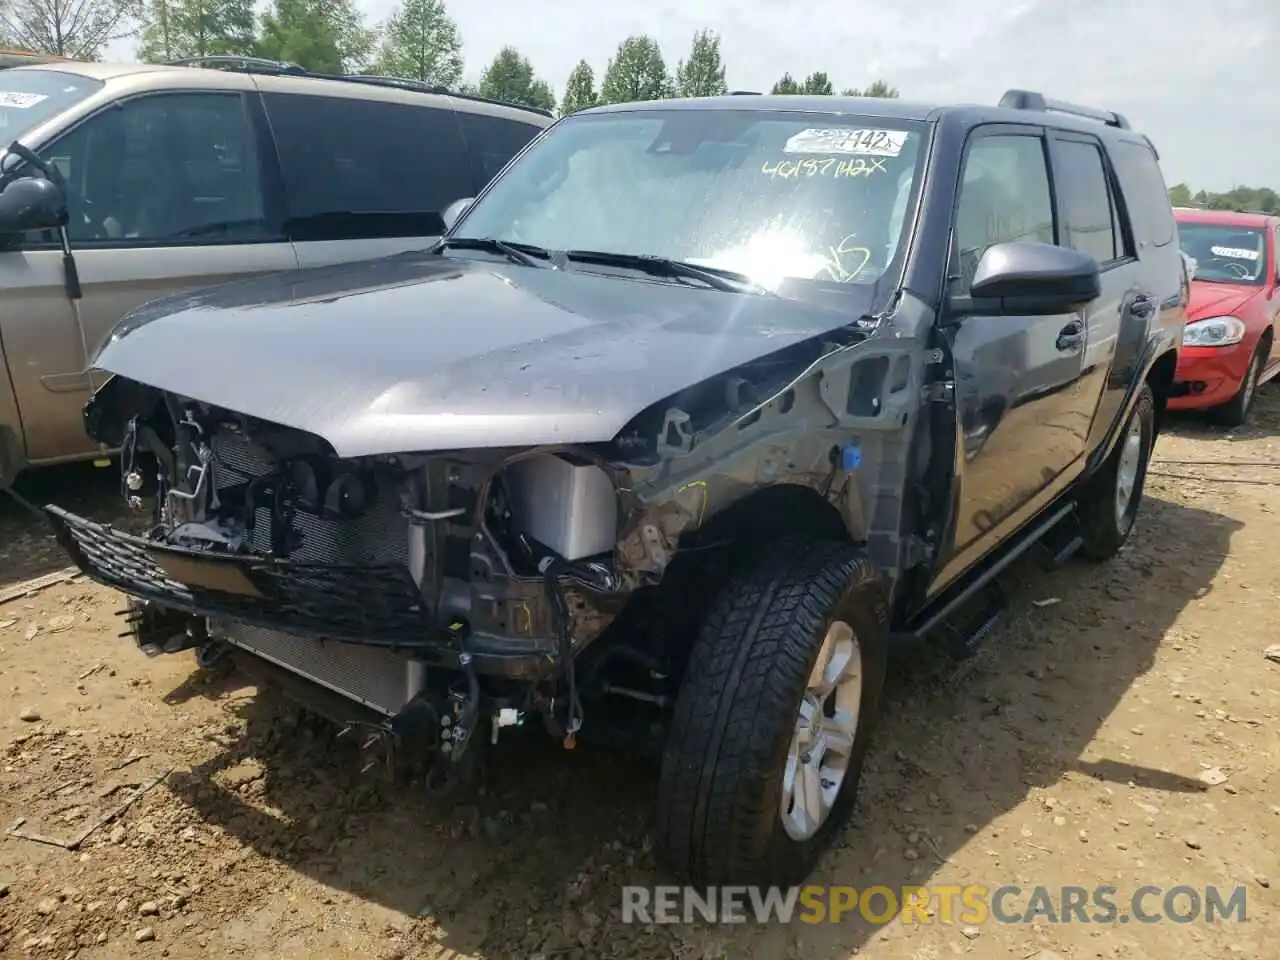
1171,208,1280,424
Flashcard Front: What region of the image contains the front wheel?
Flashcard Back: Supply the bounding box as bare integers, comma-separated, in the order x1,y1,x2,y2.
655,539,889,887
1209,342,1265,427
1077,383,1155,561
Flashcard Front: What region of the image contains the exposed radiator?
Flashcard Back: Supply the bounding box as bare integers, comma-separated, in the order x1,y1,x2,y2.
213,621,424,716
211,430,409,565
206,430,424,715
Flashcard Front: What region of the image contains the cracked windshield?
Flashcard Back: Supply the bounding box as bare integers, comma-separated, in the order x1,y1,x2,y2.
458,110,925,291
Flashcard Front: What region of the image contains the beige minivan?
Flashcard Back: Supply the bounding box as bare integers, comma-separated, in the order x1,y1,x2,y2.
0,57,551,486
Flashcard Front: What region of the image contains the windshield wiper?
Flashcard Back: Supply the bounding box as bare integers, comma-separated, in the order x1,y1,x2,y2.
436,236,551,268
563,250,775,295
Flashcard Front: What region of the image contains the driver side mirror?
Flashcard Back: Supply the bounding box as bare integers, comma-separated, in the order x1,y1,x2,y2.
0,176,68,236
441,197,474,234
955,241,1101,316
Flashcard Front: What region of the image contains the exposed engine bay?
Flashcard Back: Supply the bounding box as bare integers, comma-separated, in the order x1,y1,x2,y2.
51,388,664,774
42,310,919,786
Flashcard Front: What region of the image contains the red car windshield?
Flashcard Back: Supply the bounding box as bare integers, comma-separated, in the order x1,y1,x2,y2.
1177,222,1267,285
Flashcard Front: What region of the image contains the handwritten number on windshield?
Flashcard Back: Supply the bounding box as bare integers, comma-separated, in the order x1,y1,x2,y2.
760,156,888,180
817,235,872,283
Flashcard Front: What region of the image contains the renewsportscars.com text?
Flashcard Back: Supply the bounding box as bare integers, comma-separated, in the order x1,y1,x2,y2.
622,884,1248,925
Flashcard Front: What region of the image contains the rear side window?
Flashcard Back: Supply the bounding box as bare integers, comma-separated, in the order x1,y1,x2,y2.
1053,138,1126,266
454,111,544,191
1110,140,1175,248
951,132,1055,292
262,93,472,241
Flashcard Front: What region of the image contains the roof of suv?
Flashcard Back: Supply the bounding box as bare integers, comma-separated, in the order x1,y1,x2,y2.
581,89,1155,150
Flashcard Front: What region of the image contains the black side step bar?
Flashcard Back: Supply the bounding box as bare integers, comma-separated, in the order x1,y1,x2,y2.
891,502,1076,649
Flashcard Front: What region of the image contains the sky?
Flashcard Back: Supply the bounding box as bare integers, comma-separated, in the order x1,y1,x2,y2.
110,0,1278,192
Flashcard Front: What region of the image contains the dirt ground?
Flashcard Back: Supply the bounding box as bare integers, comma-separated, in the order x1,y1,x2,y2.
2,395,1279,960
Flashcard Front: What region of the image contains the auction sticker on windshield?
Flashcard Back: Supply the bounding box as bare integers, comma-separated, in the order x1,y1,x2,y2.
0,91,48,109
1210,245,1259,260
784,128,908,157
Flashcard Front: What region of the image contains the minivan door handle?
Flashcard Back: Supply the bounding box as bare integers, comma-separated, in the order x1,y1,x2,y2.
1056,320,1084,352
1130,295,1156,319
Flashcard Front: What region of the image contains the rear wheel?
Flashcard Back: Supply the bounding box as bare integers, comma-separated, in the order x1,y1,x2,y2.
1209,341,1266,427
655,539,888,886
1077,384,1155,561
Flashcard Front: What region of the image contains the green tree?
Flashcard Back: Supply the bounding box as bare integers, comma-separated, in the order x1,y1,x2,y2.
1173,184,1279,214
560,60,598,115
673,28,726,98
800,71,832,95
600,35,669,103
1167,183,1193,208
477,45,554,110
0,0,137,59
257,0,373,73
139,0,255,62
372,0,461,85
843,79,899,98
770,72,800,94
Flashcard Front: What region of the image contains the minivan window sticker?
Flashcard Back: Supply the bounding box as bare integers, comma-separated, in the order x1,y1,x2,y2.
783,128,908,157
1210,245,1259,260
0,91,48,109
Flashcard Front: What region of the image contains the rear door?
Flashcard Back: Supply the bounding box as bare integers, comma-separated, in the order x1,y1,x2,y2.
261,91,475,269
4,90,297,465
1045,131,1140,443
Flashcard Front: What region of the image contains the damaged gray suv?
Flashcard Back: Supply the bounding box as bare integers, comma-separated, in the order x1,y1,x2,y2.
31,89,1185,886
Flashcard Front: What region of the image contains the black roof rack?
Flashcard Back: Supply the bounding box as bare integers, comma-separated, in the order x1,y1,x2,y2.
998,88,1130,130
729,90,761,95
163,56,553,118
166,55,307,75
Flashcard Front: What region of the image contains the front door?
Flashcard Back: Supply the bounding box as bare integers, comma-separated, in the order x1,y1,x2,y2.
0,90,297,465
930,127,1092,594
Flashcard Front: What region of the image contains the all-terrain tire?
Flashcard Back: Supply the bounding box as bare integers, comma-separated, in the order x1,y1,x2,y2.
654,538,889,887
1077,383,1155,561
1208,340,1266,428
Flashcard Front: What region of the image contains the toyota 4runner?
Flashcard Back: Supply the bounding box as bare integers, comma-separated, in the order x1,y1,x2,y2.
25,88,1184,887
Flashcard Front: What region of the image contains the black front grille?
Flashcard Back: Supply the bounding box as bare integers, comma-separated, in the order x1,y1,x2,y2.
46,506,437,649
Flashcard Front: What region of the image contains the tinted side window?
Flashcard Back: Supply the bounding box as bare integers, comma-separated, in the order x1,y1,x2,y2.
263,93,472,240
1110,140,1176,248
952,133,1055,292
40,93,269,244
1054,139,1120,265
454,111,544,190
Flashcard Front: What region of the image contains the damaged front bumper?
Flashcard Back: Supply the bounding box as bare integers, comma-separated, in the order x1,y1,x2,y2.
45,505,571,684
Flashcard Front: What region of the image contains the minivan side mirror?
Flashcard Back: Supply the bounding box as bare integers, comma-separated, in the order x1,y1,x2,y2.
0,176,68,236
441,197,474,234
956,241,1101,317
